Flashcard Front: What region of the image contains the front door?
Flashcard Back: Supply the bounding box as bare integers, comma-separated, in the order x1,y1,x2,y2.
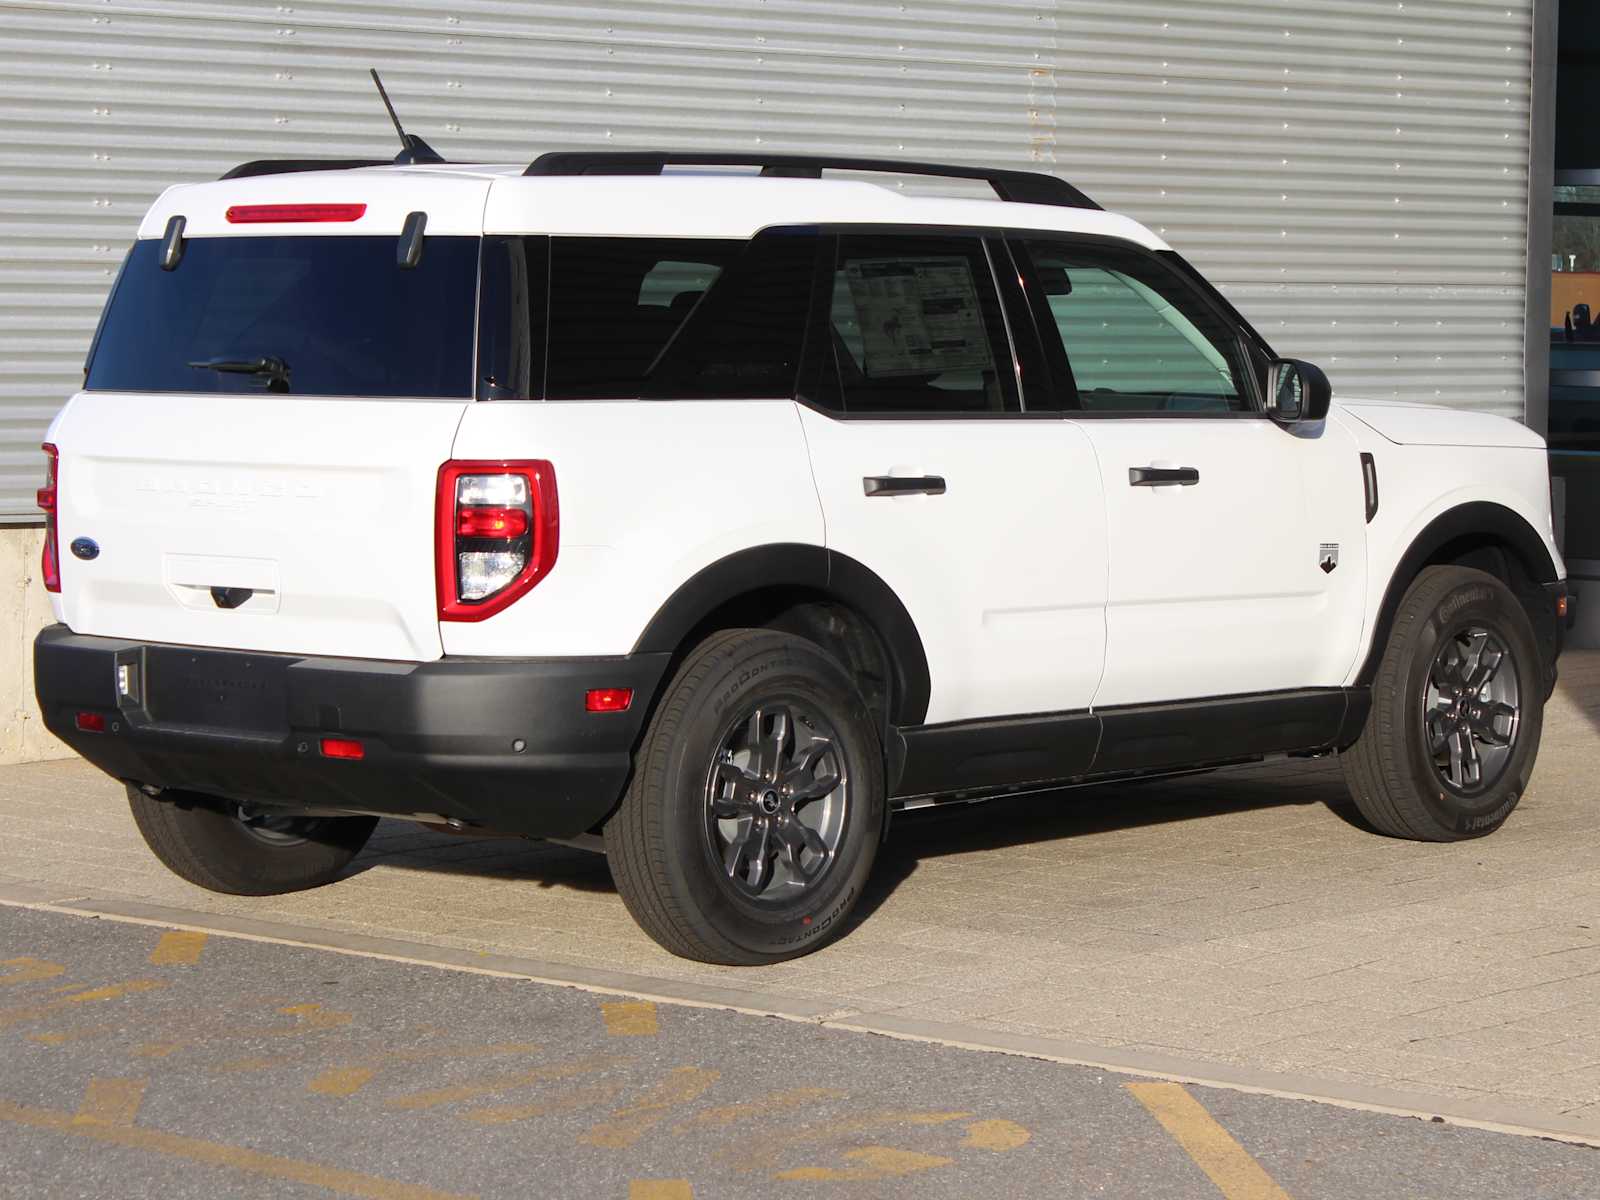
797,230,1108,728
1008,235,1368,709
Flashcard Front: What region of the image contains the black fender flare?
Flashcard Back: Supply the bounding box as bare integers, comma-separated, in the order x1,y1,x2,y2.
631,543,932,726
1356,501,1560,687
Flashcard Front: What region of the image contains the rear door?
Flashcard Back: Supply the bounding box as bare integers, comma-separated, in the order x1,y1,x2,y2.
797,229,1108,727
50,230,482,661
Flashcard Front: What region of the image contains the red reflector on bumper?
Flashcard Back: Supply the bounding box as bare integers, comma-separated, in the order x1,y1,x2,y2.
585,688,633,713
226,203,367,224
320,737,365,760
75,711,105,733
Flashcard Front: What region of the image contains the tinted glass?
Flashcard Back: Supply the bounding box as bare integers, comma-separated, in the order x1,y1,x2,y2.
1020,241,1250,414
821,234,1018,414
532,233,816,400
86,235,479,397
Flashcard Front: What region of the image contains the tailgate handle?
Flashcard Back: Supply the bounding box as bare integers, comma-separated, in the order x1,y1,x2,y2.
210,586,254,610
864,475,946,497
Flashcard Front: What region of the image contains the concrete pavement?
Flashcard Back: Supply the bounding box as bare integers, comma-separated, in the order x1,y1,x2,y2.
2,653,1599,1144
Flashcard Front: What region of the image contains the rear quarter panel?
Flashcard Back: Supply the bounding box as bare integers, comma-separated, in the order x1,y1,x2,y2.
443,399,825,657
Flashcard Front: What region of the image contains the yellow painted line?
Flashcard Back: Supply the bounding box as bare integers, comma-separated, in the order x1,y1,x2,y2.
673,1087,845,1133
268,1002,353,1035
309,1067,377,1098
961,1118,1031,1152
462,1082,621,1125
0,957,66,986
149,931,207,966
602,1000,659,1037
1127,1082,1293,1200
629,1182,693,1200
581,1067,721,1149
776,1145,953,1182
0,1097,476,1200
386,1054,627,1112
30,1026,112,1047
720,1109,972,1171
0,979,164,1028
73,1078,146,1127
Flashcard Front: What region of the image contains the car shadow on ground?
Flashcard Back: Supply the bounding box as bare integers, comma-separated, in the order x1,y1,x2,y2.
341,756,1364,933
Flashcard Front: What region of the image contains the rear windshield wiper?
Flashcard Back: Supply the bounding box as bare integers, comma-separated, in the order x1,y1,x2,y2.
188,355,291,392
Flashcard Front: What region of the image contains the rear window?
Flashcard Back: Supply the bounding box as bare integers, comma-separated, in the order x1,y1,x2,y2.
86,235,479,398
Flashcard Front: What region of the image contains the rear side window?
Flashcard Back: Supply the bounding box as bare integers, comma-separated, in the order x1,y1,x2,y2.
480,232,816,401
819,233,1019,415
86,236,479,398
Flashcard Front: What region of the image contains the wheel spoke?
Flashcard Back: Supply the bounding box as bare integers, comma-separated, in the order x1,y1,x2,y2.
1474,701,1518,746
1433,639,1468,690
1453,728,1482,788
765,707,791,780
793,768,842,803
1468,637,1505,692
745,820,773,892
1426,715,1453,755
722,823,751,879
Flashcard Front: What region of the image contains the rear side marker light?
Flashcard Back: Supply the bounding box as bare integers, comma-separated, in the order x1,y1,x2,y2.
1558,594,1570,620
320,737,365,760
75,712,106,733
225,203,367,224
436,460,559,622
586,688,634,713
38,444,59,593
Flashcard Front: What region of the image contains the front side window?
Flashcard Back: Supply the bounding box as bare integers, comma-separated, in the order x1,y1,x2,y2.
1018,240,1251,414
820,233,1019,415
86,235,480,398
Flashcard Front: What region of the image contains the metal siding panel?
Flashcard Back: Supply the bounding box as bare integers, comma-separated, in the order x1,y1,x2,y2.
0,0,1535,519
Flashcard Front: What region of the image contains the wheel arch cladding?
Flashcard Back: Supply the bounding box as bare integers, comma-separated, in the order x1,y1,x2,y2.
1359,501,1561,688
631,544,932,727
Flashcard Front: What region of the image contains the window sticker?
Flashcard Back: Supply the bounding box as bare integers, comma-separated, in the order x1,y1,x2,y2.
843,257,994,377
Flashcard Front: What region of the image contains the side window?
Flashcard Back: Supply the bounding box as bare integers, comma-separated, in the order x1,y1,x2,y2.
821,234,1019,415
478,233,816,401
1018,240,1251,415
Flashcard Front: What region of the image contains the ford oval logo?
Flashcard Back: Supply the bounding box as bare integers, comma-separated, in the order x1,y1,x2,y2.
69,537,99,561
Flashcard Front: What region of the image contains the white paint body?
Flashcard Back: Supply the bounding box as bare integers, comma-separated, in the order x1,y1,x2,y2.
46,164,1564,728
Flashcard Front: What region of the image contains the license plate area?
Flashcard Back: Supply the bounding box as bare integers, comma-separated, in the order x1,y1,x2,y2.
143,648,290,731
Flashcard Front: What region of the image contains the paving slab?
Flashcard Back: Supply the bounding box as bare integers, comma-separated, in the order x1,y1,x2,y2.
3,652,1599,1140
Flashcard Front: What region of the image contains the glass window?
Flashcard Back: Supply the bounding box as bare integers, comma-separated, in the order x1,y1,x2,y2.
526,233,815,401
85,235,479,398
1019,241,1251,414
821,234,1019,415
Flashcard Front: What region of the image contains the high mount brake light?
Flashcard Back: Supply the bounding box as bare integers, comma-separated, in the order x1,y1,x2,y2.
225,203,368,224
38,444,59,594
435,461,558,622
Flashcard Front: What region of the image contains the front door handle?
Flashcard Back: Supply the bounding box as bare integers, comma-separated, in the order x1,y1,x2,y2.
864,475,946,497
1128,466,1199,487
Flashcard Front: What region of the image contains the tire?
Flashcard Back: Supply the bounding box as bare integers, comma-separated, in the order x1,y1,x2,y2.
126,785,378,895
604,629,884,965
1340,565,1544,841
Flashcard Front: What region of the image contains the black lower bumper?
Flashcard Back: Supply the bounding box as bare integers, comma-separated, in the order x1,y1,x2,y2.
34,625,670,838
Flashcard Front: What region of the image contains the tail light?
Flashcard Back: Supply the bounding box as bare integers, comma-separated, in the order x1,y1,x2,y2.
37,444,59,593
436,460,558,621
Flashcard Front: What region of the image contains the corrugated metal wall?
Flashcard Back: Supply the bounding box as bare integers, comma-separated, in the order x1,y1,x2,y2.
0,0,1537,520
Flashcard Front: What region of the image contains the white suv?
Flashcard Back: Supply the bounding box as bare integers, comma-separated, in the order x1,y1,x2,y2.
33,150,1569,964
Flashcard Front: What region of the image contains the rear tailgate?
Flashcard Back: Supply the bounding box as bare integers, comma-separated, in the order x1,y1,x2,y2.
51,391,464,661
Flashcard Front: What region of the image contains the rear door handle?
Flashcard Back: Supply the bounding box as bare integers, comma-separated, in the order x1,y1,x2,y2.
863,475,946,497
1128,466,1199,487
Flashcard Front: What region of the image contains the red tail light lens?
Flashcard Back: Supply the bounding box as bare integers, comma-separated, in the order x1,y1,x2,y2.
75,711,105,733
320,737,365,760
225,203,367,224
585,688,634,713
38,444,59,594
436,460,559,621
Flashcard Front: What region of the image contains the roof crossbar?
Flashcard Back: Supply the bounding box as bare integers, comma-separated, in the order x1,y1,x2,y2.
522,151,1100,210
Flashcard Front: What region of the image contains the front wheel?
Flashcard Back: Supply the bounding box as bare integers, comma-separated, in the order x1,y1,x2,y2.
604,629,884,964
1340,565,1544,841
127,785,378,895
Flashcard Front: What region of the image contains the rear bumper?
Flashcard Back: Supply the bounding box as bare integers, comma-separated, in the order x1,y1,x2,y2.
33,625,670,838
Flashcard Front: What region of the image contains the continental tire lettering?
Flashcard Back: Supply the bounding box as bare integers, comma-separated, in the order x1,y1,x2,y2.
1438,587,1492,625
1462,793,1518,833
774,885,858,947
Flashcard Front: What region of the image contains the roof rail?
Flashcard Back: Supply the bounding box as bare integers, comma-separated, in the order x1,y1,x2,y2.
220,158,390,181
523,151,1100,210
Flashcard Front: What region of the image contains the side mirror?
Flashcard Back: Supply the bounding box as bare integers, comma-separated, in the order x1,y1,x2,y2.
1267,358,1332,424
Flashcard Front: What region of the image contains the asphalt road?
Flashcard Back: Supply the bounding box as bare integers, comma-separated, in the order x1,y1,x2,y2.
2,905,1598,1200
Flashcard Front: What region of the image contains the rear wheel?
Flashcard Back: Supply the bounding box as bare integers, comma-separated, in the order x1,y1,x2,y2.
604,629,884,964
1340,566,1543,841
126,785,377,895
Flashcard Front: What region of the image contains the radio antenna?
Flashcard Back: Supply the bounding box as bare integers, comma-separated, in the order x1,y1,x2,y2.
369,69,444,165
